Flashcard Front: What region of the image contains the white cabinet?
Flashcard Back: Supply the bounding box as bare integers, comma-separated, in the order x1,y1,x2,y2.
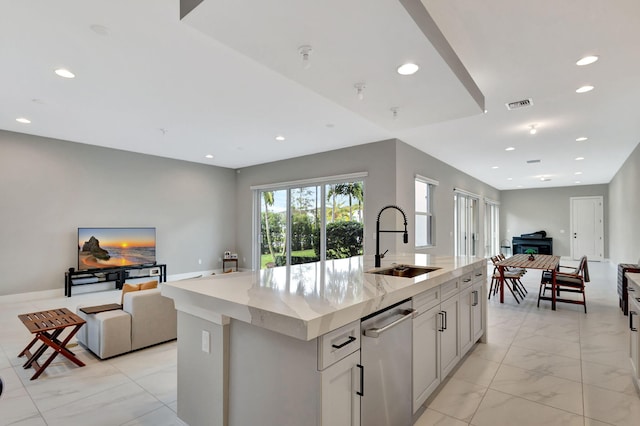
413,268,487,413
628,283,640,389
472,279,484,342
412,279,461,412
318,320,362,426
412,303,441,411
459,284,474,356
440,294,460,377
321,350,361,426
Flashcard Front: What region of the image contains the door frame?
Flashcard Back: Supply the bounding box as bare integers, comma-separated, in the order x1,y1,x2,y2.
569,196,604,261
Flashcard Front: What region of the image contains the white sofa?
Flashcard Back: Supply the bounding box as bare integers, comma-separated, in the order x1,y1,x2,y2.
76,288,177,359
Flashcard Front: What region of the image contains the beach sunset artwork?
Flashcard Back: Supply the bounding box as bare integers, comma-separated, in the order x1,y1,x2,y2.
78,227,156,271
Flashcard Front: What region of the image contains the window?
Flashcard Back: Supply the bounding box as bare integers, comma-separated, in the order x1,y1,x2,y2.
454,190,479,256
415,176,437,247
484,199,500,258
255,174,365,269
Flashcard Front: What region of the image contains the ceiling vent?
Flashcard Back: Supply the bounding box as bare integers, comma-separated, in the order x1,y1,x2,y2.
506,98,533,110
526,159,541,164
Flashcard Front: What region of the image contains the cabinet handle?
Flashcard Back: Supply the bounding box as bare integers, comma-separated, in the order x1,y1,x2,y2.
443,310,448,330
331,336,356,349
356,364,364,396
463,278,472,283
475,272,483,277
363,309,415,338
438,312,445,332
631,311,638,332
472,290,479,306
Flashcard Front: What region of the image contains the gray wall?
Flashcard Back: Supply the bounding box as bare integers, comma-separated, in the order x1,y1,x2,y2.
499,185,609,258
235,139,500,268
0,130,237,296
609,142,640,264
395,142,500,256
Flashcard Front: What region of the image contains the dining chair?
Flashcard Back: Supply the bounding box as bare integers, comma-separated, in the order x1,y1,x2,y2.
489,256,524,303
491,256,527,298
538,255,589,313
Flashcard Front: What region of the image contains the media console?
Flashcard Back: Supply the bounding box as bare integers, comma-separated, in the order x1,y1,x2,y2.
64,264,166,297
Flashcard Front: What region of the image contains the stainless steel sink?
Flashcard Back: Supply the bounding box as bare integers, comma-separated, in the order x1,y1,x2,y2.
368,265,441,278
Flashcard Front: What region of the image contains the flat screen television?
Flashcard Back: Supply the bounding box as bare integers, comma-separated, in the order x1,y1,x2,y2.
78,227,156,271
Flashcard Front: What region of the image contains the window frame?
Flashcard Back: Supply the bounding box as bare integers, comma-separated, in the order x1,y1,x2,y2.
415,175,438,249
252,172,367,270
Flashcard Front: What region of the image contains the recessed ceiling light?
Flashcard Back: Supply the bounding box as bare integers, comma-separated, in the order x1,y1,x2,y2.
576,55,598,66
576,137,588,142
575,157,585,161
505,147,515,151
397,63,419,75
576,85,594,93
205,154,213,159
275,135,285,141
517,185,523,188
507,178,513,181
575,181,581,184
491,166,499,169
575,171,583,175
529,125,537,135
54,68,75,79
16,117,31,124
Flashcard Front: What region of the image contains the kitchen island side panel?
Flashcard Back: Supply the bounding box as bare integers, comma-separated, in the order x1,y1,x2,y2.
228,319,320,426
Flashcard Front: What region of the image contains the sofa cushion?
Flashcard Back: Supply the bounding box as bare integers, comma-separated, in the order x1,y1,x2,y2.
120,280,158,304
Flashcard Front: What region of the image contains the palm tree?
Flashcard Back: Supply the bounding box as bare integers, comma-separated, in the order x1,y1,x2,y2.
327,184,338,222
333,182,364,221
262,191,276,262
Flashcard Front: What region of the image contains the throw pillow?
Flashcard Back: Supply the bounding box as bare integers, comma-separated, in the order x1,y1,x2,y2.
139,280,158,290
120,283,140,305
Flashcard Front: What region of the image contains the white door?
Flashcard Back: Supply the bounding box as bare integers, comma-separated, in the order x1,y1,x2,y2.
570,196,604,261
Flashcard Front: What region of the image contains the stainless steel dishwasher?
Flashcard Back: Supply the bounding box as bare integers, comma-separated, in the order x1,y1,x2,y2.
360,299,414,426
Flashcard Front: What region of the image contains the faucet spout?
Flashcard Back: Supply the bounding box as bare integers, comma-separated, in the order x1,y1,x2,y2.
375,205,409,268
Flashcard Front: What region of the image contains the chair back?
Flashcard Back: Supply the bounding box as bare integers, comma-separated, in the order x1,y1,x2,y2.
576,255,590,282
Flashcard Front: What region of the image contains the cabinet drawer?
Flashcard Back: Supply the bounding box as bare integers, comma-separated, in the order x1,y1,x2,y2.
413,286,440,314
472,267,486,284
317,320,361,370
441,278,460,301
460,273,473,290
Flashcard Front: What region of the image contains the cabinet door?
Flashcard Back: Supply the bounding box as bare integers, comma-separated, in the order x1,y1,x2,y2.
472,281,484,342
629,294,640,380
320,350,361,426
459,285,474,357
412,305,441,412
440,296,460,378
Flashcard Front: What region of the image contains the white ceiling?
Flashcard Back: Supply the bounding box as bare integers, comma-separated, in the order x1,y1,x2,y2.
2,0,639,190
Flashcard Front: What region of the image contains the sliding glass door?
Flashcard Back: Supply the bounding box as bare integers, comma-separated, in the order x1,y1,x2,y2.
484,200,499,258
454,192,479,257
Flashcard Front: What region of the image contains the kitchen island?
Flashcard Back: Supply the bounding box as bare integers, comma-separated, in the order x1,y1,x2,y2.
162,254,486,426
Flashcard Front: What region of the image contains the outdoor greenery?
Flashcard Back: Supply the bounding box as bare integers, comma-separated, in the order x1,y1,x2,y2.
259,182,364,268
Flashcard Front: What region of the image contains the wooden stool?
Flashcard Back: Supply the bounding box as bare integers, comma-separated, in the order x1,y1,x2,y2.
18,308,86,380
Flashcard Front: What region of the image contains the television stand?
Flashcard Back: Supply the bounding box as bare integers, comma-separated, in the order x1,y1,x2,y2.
64,264,166,297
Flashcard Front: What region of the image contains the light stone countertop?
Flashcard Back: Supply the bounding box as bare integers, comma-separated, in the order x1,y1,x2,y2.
627,272,640,288
162,254,486,341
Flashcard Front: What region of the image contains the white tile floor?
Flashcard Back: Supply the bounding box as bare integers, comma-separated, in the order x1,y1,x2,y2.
418,260,640,426
0,261,638,425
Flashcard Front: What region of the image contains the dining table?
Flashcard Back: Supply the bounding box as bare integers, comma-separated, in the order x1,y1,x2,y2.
496,254,560,309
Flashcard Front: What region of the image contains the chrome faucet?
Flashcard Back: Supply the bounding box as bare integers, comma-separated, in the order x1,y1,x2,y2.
375,205,409,267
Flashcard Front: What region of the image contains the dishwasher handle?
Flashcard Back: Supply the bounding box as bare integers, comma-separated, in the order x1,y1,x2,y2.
363,309,415,338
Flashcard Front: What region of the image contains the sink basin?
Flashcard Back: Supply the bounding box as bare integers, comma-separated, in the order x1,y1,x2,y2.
368,265,441,278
